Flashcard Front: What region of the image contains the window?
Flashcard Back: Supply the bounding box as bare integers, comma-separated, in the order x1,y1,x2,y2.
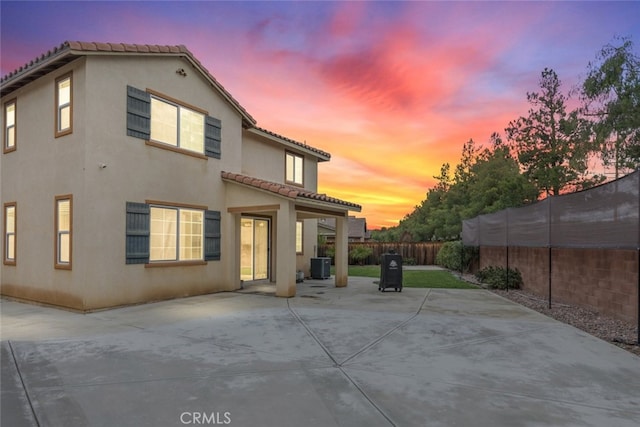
55,73,72,137
150,96,205,154
150,206,203,262
4,203,16,265
296,220,303,254
4,100,16,153
286,152,304,185
127,86,222,159
126,202,220,265
55,195,72,268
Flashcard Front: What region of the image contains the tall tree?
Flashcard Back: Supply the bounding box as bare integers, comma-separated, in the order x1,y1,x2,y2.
433,162,452,192
462,140,538,218
580,37,640,178
454,139,480,186
373,134,536,242
506,68,593,196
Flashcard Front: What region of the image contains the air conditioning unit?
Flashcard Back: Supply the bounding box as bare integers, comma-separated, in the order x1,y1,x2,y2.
310,257,331,279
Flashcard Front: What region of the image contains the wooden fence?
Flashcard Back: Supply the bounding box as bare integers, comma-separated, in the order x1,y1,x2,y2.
317,242,444,265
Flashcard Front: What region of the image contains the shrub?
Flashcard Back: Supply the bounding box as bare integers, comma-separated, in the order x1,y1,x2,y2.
324,245,335,264
349,246,373,265
475,266,522,289
435,241,477,272
436,241,461,270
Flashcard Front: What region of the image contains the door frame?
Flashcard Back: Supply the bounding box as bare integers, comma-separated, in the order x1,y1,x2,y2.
240,216,271,282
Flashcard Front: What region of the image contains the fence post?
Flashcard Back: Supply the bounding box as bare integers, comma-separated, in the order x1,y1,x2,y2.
506,209,510,292
548,196,553,310
548,246,552,310
506,246,509,292
460,240,464,276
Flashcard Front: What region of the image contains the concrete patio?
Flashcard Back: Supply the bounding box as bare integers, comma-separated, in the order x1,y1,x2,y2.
2,277,639,426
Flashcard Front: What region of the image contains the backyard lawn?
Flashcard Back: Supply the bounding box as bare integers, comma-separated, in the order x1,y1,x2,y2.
331,265,477,289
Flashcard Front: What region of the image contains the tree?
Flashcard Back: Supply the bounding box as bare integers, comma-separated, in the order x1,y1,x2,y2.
433,162,452,192
462,141,538,218
454,139,480,187
506,68,594,196
580,37,640,178
372,134,536,242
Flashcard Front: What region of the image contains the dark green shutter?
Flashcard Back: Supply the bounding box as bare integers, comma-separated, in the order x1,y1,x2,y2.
204,210,221,261
126,202,150,264
204,116,221,159
127,86,151,139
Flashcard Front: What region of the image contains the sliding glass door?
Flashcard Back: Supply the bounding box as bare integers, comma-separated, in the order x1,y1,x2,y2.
240,218,269,281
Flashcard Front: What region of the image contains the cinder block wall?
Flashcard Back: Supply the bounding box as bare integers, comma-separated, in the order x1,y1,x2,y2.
509,247,550,297
478,246,508,269
479,246,639,323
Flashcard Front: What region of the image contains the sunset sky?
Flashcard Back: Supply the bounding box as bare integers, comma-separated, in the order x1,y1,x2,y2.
2,1,639,229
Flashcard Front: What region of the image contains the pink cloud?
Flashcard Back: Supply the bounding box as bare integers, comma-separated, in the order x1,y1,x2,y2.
3,1,619,230
326,1,368,38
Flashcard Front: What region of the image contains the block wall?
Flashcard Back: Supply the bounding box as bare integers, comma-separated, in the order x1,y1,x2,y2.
479,246,639,323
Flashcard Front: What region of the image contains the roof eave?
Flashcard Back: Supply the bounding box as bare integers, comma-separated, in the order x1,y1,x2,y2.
247,127,331,161
221,172,360,213
296,198,362,213
1,41,258,127
181,55,256,127
1,45,78,98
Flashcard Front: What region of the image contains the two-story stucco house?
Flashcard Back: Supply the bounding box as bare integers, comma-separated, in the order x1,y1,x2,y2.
0,41,360,311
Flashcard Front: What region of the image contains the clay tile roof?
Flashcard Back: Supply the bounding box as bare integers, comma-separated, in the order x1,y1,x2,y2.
1,41,256,125
252,127,330,160
221,171,361,211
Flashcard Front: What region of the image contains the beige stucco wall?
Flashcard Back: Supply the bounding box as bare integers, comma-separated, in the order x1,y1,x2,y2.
1,53,329,310
240,130,321,276
1,55,246,310
1,58,89,309
241,130,319,192
80,55,245,309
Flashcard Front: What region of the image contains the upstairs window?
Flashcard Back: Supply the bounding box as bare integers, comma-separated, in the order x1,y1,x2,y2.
55,73,73,137
4,203,16,265
127,86,221,159
4,100,16,153
150,97,205,154
286,152,304,186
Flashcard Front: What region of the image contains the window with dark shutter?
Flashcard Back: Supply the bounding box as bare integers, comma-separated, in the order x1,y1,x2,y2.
204,116,222,159
127,86,151,139
126,202,150,264
204,210,221,260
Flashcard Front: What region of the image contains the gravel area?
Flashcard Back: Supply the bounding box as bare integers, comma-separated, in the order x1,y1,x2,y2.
457,272,639,357
491,288,640,357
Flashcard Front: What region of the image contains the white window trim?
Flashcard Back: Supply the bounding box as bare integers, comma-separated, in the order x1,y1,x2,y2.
4,99,16,153
296,220,303,254
286,151,304,186
149,204,205,264
55,73,72,137
148,92,206,156
54,195,72,269
4,202,16,265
